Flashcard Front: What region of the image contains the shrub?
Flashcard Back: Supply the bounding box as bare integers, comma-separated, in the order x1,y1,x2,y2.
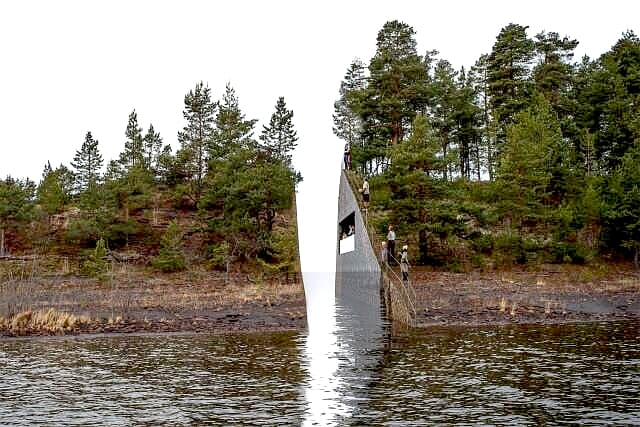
552,242,590,264
151,220,186,272
81,238,109,277
471,253,485,269
208,242,230,270
65,217,102,246
494,232,527,265
472,234,493,254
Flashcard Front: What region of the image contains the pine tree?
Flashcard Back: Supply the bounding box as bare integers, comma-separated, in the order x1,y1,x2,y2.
602,143,640,268
42,161,53,178
81,237,109,277
259,97,298,163
152,220,186,272
156,145,179,186
71,131,103,194
333,59,366,147
487,23,535,130
454,67,482,180
469,53,496,180
119,110,145,171
497,94,563,219
431,59,459,180
212,83,257,158
143,123,163,176
204,147,296,260
591,32,640,171
388,114,443,263
362,21,430,147
176,81,216,206
37,162,73,215
0,177,35,256
533,31,578,110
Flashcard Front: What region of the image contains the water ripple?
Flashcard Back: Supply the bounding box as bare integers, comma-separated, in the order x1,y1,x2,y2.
1,321,638,424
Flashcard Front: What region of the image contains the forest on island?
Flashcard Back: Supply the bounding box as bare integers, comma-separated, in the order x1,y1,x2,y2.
334,21,640,269
0,83,301,276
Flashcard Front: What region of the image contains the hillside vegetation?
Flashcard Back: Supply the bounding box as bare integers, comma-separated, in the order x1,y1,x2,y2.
336,21,640,271
0,84,301,280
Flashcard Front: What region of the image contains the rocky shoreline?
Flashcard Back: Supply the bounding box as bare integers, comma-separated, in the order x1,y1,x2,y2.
411,265,640,327
0,268,306,338
3,264,639,338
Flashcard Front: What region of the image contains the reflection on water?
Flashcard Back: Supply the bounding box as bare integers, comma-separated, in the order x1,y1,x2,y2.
0,272,639,424
0,332,306,425
302,272,349,425
302,271,390,426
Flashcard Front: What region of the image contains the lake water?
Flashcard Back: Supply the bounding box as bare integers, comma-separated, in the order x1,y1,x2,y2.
1,272,639,425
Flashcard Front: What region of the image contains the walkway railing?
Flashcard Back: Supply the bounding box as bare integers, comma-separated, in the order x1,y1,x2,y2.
344,170,417,327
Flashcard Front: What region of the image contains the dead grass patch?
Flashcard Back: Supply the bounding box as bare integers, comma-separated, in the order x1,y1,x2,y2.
0,308,91,335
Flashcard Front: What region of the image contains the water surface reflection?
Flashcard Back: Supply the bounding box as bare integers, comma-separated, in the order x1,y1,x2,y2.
0,273,638,424
0,333,306,425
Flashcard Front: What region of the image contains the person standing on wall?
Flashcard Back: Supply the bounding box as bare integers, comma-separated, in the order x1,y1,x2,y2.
400,245,410,283
361,177,370,209
344,142,351,170
381,241,388,265
387,225,396,264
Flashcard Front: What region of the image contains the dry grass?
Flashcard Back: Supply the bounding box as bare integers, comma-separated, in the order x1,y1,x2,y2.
510,301,518,316
1,261,305,331
0,308,91,334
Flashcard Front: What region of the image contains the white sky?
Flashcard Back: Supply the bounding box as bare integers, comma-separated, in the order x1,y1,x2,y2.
1,1,637,272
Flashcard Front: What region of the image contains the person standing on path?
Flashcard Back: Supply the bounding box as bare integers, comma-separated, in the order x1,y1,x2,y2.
387,225,396,263
361,177,370,209
381,241,388,265
400,245,410,283
343,142,351,170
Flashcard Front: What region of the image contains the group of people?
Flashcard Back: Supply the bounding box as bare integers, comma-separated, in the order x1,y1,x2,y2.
343,142,409,283
381,225,410,283
339,223,355,241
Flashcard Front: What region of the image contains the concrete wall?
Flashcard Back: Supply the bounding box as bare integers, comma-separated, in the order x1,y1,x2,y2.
335,171,382,321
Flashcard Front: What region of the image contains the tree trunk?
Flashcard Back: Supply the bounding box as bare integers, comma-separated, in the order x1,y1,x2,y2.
153,193,161,226
0,228,4,257
635,245,639,271
391,122,400,146
442,140,448,181
476,139,481,181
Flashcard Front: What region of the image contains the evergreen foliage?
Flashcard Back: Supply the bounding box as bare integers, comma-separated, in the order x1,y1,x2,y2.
143,123,164,177
2,80,301,278
533,31,579,111
487,23,535,130
119,110,145,170
259,97,298,163
333,59,366,148
176,81,216,206
5,20,640,274
81,238,109,277
212,83,257,157
496,95,561,219
602,143,640,267
152,220,186,272
204,146,297,262
332,21,640,268
361,20,430,149
0,177,35,255
71,131,103,194
37,163,73,215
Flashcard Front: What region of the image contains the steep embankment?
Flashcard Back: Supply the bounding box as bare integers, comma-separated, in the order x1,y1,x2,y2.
346,170,639,327
0,197,305,338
